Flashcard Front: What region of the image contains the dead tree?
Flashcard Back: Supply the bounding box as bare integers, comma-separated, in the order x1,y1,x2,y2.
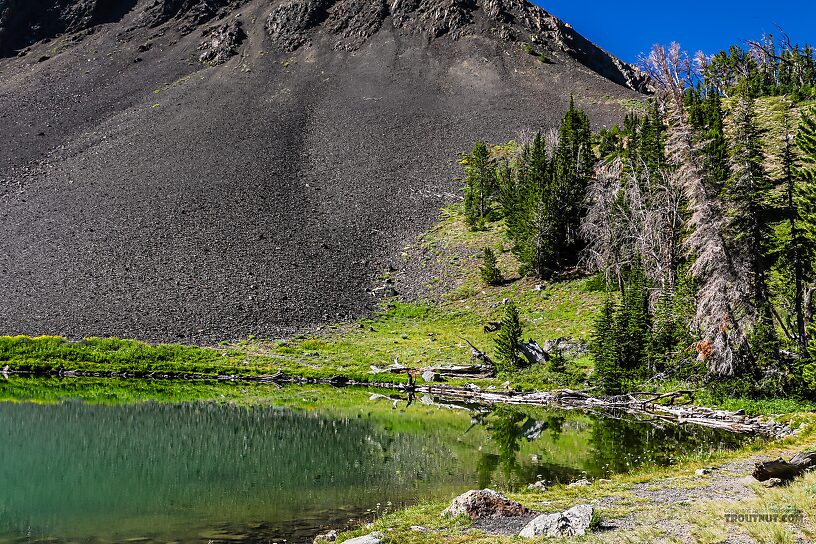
753,451,816,482
642,43,750,376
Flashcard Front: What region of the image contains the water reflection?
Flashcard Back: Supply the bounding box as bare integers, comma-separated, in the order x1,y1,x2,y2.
0,385,750,544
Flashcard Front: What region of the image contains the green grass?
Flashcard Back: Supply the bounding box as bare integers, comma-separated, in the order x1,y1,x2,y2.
1,205,605,391
333,412,816,543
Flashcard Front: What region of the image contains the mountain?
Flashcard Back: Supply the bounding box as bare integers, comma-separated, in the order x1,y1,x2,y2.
0,0,645,342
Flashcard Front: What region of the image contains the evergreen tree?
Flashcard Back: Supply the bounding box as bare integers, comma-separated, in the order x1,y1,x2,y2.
462,141,497,230
795,109,816,360
781,111,814,356
504,133,558,277
504,102,595,278
725,92,777,361
479,247,503,286
495,302,524,371
591,297,622,395
551,97,595,263
617,260,651,376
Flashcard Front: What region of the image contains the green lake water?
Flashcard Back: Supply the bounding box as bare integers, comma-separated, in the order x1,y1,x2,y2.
0,379,751,544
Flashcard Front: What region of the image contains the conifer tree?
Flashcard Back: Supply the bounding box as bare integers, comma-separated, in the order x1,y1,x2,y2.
551,97,594,262
795,110,816,359
495,302,524,371
462,141,496,230
617,260,651,375
779,111,814,356
479,247,503,286
726,92,777,361
591,297,622,394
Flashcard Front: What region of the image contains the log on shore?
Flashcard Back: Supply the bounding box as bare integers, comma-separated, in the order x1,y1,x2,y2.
753,451,816,482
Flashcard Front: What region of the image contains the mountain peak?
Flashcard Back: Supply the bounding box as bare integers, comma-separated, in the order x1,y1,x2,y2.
0,0,647,90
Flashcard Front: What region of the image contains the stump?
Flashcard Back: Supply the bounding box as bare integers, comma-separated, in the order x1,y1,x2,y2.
753,451,816,482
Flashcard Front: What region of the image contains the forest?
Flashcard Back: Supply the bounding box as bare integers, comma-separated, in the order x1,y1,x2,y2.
462,36,816,400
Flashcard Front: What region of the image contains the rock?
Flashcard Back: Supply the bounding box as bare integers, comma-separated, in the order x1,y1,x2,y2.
313,530,338,543
441,489,530,520
198,18,245,65
519,504,594,538
519,339,547,365
695,468,713,476
761,477,783,488
409,525,430,532
568,478,591,487
421,370,442,382
342,533,383,544
527,480,548,490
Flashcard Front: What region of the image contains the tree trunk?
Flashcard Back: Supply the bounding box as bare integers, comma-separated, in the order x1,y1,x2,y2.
753,451,816,482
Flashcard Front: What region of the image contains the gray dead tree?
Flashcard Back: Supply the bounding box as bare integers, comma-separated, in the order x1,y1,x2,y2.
643,43,750,376
582,157,683,301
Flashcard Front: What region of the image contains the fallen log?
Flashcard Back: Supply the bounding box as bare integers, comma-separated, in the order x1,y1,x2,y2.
753,451,816,482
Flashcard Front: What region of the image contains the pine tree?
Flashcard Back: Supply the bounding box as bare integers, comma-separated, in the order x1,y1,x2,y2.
551,97,595,264
726,92,777,362
781,111,814,356
479,247,503,286
504,133,558,277
591,297,622,395
462,141,496,230
495,302,524,371
796,109,816,365
617,260,651,376
505,102,595,279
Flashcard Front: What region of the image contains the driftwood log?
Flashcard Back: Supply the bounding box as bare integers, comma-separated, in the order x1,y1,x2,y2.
753,451,816,481
5,368,790,437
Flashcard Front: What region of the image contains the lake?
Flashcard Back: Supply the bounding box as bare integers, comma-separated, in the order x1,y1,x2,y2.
0,378,750,544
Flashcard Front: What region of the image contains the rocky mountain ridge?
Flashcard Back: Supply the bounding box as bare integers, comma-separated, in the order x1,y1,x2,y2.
1,0,647,90
0,0,646,342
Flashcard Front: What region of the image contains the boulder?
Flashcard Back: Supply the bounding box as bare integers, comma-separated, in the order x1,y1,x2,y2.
519,504,594,538
198,18,246,65
442,489,530,520
527,480,548,490
341,532,383,544
568,478,591,487
422,370,441,382
313,529,338,543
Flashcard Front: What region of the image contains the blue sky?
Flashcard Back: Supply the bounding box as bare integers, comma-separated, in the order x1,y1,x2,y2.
534,1,816,64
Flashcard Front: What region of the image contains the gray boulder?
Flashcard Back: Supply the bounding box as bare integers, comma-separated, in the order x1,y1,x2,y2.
519,504,594,538
442,489,529,520
312,529,338,543
342,532,384,544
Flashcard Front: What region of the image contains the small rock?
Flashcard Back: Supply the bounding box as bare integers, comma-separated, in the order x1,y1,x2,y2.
342,532,383,544
400,333,409,339
761,478,783,488
421,370,442,382
568,478,591,487
442,489,530,520
409,525,430,532
37,55,50,62
527,480,548,490
313,529,338,543
519,504,594,538
695,468,712,476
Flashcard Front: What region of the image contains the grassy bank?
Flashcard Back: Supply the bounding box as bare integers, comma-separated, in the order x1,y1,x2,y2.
0,204,604,390
336,415,816,543
4,204,816,416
